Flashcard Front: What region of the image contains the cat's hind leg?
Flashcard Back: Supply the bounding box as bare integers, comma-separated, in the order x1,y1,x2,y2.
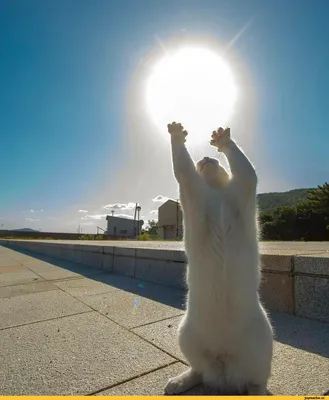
164,368,202,395
165,317,205,394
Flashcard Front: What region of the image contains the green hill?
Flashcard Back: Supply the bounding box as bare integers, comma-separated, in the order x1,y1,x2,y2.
257,188,313,214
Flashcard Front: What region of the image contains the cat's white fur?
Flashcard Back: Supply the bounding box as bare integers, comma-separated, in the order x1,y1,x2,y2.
165,123,273,395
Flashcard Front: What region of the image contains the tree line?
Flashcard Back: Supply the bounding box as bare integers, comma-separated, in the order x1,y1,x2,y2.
259,182,329,241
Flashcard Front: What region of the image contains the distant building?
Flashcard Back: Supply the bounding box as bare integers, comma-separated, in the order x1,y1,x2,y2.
158,199,183,240
106,215,143,238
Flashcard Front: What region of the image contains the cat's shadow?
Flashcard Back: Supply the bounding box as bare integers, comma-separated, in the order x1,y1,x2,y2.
164,384,273,396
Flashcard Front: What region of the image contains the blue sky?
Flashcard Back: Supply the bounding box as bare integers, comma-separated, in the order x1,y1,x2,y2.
1,0,329,232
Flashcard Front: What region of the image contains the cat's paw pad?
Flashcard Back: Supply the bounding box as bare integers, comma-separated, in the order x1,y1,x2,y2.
165,376,187,395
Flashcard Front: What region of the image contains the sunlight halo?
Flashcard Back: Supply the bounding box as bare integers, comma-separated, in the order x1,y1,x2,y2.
146,47,237,144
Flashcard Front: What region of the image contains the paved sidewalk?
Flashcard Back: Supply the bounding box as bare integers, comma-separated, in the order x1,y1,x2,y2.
0,245,328,395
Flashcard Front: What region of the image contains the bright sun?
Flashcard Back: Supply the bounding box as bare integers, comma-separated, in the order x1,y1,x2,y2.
146,47,237,144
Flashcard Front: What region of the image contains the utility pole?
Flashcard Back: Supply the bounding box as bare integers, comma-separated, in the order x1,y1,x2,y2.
136,205,141,236
133,203,137,237
176,199,179,239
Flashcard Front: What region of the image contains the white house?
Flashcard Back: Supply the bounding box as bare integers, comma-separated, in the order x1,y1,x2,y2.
106,215,143,238
158,199,183,240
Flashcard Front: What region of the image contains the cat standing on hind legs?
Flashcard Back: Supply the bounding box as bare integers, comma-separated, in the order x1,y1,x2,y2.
164,122,273,395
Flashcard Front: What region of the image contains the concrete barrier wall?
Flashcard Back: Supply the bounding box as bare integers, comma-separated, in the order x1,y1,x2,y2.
0,230,128,240
1,239,328,323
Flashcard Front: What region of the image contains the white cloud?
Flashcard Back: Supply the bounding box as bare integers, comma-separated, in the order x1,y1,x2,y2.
81,214,107,220
115,214,134,219
152,195,169,203
78,209,88,213
25,218,40,222
150,210,158,214
103,202,136,210
30,209,35,213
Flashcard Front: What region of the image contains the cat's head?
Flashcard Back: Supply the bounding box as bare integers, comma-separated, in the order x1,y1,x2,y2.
196,157,229,188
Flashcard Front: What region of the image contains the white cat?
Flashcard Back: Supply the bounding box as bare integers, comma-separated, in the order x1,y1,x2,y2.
165,122,273,395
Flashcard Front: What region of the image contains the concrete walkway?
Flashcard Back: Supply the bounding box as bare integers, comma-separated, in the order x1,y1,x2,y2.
0,245,328,396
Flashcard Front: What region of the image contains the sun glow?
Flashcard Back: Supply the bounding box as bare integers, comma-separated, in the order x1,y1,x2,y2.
146,47,238,144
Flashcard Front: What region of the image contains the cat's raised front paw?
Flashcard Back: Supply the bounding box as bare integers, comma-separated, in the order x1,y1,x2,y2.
210,127,231,150
167,121,188,143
